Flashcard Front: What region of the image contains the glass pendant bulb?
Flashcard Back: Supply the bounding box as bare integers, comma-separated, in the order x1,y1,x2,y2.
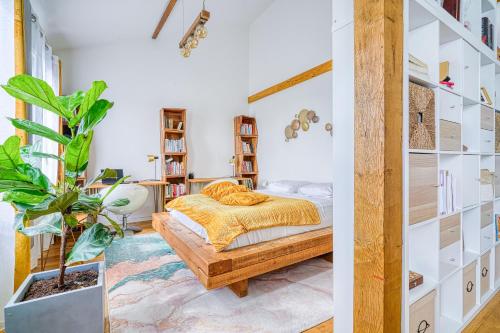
180,47,191,58
198,24,208,38
190,36,199,48
194,24,203,38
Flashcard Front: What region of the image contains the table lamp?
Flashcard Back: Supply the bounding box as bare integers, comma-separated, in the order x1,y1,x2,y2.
147,154,159,180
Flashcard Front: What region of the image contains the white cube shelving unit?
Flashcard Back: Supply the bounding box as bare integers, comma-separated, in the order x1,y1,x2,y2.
405,0,500,332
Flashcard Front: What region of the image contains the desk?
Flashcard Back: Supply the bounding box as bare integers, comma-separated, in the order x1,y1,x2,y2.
87,180,168,212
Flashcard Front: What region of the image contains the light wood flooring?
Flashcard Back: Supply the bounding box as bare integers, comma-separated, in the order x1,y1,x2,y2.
4,226,499,332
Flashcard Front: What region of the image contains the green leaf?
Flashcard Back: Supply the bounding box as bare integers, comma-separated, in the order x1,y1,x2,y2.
70,81,107,127
16,164,50,191
3,190,50,205
100,175,130,202
108,198,130,207
84,168,116,189
9,118,70,145
19,213,62,237
26,191,78,219
21,145,62,161
0,180,42,193
78,100,113,134
65,223,113,265
0,136,23,169
101,214,124,238
64,132,93,178
1,75,70,119
57,90,84,114
13,212,27,231
64,214,79,228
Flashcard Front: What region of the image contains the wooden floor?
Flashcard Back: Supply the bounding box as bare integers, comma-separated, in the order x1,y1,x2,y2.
11,225,500,332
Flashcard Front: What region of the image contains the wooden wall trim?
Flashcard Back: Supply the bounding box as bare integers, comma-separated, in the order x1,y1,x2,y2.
13,0,30,291
247,60,332,104
353,0,403,332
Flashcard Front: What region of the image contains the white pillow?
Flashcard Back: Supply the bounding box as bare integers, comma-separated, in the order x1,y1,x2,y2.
204,178,239,188
266,180,310,193
298,183,333,197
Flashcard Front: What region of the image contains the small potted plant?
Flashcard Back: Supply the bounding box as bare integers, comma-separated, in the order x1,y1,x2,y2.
1,75,128,333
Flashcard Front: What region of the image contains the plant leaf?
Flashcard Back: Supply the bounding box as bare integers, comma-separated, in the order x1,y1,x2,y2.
20,213,62,236
16,164,51,191
21,145,62,161
9,118,70,145
0,180,42,193
57,90,84,114
26,191,78,219
70,81,107,127
65,223,113,265
13,212,27,231
64,131,93,178
101,214,124,238
3,190,50,205
1,75,70,119
108,198,130,207
0,136,23,169
64,214,79,228
78,100,113,134
84,168,116,189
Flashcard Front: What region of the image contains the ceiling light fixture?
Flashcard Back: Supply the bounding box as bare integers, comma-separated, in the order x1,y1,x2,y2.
179,0,210,58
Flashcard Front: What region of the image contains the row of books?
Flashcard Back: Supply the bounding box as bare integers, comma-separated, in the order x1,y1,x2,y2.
241,142,254,154
165,184,186,198
240,178,254,191
495,214,500,242
439,169,457,215
482,17,494,51
165,161,184,176
165,139,185,153
241,161,253,173
165,118,183,130
240,124,254,135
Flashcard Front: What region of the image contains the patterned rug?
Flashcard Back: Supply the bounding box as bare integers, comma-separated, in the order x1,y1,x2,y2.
105,233,333,333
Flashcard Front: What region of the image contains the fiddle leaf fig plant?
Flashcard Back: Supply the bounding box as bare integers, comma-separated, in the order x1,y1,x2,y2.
0,74,128,287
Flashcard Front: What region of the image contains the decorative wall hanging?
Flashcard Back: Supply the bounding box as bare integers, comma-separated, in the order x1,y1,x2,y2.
325,123,333,136
179,0,209,58
285,109,320,142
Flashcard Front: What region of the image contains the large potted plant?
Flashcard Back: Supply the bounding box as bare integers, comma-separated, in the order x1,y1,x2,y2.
1,75,128,333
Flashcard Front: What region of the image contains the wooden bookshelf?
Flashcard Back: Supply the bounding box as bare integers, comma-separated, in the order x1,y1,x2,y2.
160,108,188,203
234,115,258,187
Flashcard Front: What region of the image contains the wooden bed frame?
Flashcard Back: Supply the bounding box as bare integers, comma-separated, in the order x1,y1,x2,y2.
152,212,333,297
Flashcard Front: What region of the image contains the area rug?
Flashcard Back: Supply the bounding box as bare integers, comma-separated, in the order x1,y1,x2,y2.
105,233,333,333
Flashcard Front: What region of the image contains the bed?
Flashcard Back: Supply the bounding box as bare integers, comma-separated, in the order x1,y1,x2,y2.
152,189,333,297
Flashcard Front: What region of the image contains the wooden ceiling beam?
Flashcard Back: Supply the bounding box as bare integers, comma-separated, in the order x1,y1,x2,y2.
152,0,177,39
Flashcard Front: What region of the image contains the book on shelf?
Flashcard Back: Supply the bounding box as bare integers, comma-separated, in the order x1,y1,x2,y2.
240,124,253,135
165,161,184,176
241,142,254,154
439,169,457,215
481,17,494,50
177,121,183,130
165,183,186,198
241,161,253,173
442,0,460,21
165,138,185,153
480,87,493,106
409,54,430,81
241,178,254,190
164,118,175,129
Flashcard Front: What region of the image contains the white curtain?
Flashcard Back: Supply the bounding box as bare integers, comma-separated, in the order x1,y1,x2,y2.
0,0,16,325
30,14,60,268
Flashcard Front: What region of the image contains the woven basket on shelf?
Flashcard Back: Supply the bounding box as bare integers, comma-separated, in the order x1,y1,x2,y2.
409,82,435,150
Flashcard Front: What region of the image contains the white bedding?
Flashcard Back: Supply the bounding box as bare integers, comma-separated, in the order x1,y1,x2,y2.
168,190,333,250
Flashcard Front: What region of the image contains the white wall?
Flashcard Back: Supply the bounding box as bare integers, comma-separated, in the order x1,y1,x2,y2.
249,0,332,184
57,19,249,221
0,0,16,326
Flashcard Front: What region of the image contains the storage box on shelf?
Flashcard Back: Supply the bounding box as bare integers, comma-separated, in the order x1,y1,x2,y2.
406,0,500,331
160,108,188,204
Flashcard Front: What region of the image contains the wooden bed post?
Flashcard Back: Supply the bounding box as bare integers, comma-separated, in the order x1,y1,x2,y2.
353,0,403,332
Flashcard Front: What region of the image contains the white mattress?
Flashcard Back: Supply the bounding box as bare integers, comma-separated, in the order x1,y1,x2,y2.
168,190,333,250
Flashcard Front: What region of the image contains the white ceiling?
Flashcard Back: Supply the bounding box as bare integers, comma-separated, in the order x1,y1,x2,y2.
30,0,273,50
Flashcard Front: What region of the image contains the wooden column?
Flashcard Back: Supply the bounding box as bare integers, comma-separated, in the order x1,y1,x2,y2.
13,0,30,290
353,0,403,332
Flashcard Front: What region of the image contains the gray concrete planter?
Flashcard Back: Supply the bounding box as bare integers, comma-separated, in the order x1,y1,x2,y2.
4,262,105,333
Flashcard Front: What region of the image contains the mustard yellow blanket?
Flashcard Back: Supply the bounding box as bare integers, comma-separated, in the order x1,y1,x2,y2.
166,194,320,251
